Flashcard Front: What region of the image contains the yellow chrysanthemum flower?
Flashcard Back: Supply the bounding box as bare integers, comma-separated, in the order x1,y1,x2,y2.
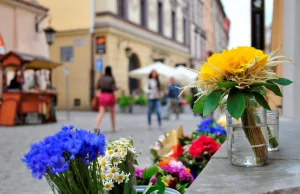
199,46,268,81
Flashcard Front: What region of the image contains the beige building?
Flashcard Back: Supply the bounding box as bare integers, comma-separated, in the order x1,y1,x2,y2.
0,0,50,93
189,0,206,70
39,0,191,110
203,0,229,54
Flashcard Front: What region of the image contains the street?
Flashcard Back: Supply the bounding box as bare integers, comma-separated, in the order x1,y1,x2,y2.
0,110,200,194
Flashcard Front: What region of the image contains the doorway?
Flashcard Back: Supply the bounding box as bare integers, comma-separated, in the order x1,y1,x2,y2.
128,53,140,95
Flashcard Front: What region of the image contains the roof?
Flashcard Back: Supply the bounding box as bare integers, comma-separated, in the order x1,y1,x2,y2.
0,51,61,70
11,0,49,12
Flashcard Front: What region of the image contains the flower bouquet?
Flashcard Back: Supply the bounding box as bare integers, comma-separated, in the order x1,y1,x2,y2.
182,46,293,166
177,119,225,177
136,160,193,194
21,125,106,194
98,137,138,194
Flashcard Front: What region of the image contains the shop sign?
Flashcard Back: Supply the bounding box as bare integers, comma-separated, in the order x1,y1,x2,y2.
96,36,106,54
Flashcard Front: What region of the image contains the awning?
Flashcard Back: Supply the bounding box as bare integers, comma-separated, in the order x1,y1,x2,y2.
0,51,61,70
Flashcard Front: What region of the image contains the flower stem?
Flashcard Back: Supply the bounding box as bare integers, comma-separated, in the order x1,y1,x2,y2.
267,126,279,148
241,99,268,165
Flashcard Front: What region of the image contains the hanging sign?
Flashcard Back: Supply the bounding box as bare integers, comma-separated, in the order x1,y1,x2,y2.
0,34,6,55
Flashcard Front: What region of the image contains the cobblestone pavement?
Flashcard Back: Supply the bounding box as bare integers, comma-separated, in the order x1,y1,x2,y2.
0,110,201,194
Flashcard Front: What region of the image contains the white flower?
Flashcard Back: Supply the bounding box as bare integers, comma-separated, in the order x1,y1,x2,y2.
119,138,129,145
115,172,125,184
98,157,109,167
113,157,122,165
101,174,106,181
106,149,116,158
103,180,114,191
107,172,114,180
110,166,119,174
124,173,130,183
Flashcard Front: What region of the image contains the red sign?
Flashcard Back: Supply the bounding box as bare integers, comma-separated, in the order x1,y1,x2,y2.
0,34,5,54
96,36,106,54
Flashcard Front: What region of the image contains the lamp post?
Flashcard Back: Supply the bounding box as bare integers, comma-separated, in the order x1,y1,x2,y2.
44,27,56,46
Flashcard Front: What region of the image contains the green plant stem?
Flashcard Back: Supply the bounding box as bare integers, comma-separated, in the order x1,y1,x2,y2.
241,99,268,165
267,126,279,148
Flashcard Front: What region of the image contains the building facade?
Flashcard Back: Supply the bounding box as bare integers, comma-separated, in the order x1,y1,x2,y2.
0,0,50,94
39,0,191,110
189,0,206,70
202,0,229,55
212,0,229,53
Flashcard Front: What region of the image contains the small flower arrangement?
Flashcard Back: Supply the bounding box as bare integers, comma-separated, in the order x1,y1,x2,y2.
136,160,193,194
21,125,106,194
150,119,226,178
98,137,138,194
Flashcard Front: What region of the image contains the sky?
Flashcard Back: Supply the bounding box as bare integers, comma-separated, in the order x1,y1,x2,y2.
221,0,273,49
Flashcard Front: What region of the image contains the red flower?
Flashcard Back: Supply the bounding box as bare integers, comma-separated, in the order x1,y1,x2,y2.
189,136,221,158
200,136,221,154
189,139,205,158
171,144,183,159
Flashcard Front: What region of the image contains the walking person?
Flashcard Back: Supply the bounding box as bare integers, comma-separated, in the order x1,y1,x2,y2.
94,66,117,133
167,77,180,119
144,70,162,128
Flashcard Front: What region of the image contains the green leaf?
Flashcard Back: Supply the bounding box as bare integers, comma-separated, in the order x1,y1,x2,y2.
253,92,271,110
142,165,159,179
193,95,207,115
227,89,246,119
217,81,238,88
251,87,267,96
265,83,283,97
203,90,223,116
269,78,293,86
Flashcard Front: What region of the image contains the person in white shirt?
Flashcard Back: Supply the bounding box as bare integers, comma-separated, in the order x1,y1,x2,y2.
144,70,161,127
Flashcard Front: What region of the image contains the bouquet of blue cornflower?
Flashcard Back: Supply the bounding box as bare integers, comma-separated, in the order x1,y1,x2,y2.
21,125,106,194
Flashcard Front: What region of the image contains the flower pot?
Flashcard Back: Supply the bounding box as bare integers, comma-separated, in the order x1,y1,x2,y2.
135,186,180,194
226,99,268,167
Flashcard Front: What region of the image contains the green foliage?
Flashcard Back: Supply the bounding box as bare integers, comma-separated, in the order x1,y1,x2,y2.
269,77,293,86
45,159,104,194
227,89,246,120
203,90,223,116
134,94,147,106
185,93,193,105
217,81,238,88
117,96,134,108
253,92,271,110
142,165,160,180
193,95,207,115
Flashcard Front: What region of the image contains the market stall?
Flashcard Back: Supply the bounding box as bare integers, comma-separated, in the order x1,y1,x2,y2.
0,51,60,126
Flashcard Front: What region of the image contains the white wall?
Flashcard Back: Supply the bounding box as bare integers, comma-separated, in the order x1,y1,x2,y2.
282,0,300,119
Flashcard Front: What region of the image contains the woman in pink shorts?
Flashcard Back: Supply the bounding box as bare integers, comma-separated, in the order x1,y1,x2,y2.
94,66,117,133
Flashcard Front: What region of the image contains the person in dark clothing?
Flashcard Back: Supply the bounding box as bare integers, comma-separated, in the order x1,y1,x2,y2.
167,77,180,119
94,66,118,133
7,72,21,90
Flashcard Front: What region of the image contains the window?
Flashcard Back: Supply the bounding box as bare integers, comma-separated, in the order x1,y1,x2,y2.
118,0,127,18
60,46,74,62
140,0,147,27
171,10,176,40
158,2,163,34
183,18,187,45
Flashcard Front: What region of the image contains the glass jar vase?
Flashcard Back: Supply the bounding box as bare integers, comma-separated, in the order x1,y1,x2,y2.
226,99,268,167
267,110,279,151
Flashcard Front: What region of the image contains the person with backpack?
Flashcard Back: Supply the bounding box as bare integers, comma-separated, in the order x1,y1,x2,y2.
167,77,181,119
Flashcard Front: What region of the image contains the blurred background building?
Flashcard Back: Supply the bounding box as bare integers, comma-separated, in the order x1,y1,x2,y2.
0,0,50,95
33,0,230,110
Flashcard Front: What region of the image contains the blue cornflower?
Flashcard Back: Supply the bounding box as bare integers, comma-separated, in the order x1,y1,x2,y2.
21,125,106,179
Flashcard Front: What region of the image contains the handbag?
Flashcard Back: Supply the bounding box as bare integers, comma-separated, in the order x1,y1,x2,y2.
91,96,98,111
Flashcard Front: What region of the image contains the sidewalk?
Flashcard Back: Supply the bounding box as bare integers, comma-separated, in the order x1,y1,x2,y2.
0,110,200,194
